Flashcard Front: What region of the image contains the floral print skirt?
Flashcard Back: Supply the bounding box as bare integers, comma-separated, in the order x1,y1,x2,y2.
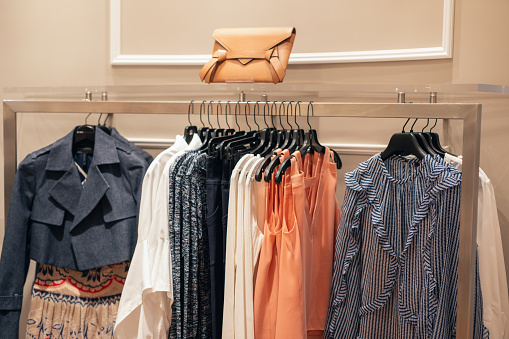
25,261,129,339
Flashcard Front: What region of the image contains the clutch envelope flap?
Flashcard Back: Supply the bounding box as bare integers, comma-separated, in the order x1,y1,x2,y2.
213,27,296,51
213,27,296,64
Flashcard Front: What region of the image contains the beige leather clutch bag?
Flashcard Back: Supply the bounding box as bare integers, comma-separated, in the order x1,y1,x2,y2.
199,27,296,84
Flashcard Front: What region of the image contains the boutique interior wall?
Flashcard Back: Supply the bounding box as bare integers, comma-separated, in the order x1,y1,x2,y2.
1,0,509,336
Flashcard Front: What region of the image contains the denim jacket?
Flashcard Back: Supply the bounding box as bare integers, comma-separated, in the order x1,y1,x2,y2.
0,127,149,337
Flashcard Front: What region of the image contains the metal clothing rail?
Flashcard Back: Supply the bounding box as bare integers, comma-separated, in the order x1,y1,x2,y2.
2,100,481,339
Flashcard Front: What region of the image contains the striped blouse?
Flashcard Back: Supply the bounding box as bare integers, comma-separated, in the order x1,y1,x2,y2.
324,154,488,339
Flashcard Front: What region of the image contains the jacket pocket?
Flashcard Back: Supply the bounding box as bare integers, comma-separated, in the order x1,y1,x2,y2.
30,198,65,226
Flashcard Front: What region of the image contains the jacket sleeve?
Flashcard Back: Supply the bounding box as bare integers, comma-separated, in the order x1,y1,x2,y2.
0,156,35,338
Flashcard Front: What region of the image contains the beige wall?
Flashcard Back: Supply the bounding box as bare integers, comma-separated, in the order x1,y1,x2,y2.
1,0,509,336
2,0,509,89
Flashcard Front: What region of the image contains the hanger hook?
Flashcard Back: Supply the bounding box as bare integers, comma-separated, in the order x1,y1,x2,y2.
216,101,222,128
207,100,213,127
207,100,214,127
188,100,194,125
104,113,112,126
410,118,418,132
271,101,278,129
199,100,206,127
279,101,286,129
235,101,241,130
244,101,252,132
307,102,313,129
295,101,302,129
254,101,261,130
422,118,430,132
286,101,294,129
98,113,110,126
225,101,232,129
430,118,438,132
85,112,92,125
402,118,410,133
263,101,270,128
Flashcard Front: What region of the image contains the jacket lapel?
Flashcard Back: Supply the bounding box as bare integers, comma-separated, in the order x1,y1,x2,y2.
70,163,110,230
46,130,82,216
48,166,84,215
46,127,121,229
70,128,120,230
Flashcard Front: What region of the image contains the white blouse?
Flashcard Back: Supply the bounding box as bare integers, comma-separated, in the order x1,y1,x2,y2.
445,153,509,339
114,134,202,339
222,154,255,338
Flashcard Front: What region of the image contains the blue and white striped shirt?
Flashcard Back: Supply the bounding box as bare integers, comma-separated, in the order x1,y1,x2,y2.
324,154,488,339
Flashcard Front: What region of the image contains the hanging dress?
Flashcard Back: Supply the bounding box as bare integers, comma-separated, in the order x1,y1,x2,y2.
26,161,129,339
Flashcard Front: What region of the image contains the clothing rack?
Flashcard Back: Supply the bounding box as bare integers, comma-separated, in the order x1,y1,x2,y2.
2,99,482,339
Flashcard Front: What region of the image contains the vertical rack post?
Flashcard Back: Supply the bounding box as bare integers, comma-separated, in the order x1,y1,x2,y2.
456,104,482,339
3,102,16,217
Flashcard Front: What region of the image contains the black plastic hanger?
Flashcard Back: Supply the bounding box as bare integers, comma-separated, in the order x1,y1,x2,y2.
224,102,261,159
226,133,262,162
380,118,427,160
184,100,198,144
218,101,257,159
198,100,209,142
250,101,275,156
254,153,274,182
300,102,323,154
274,102,305,184
298,102,341,166
420,118,444,157
73,113,95,167
74,114,95,145
275,102,342,184
293,101,305,148
199,101,217,151
207,101,246,156
214,101,226,137
223,101,236,136
230,101,266,158
254,102,281,181
207,100,217,136
427,118,450,156
260,101,280,155
257,101,303,182
97,113,112,135
275,101,289,149
263,153,285,182
263,102,304,183
409,119,437,155
287,101,303,150
278,102,299,151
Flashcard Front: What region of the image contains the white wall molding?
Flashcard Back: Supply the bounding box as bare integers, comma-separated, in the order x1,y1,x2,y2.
129,137,386,156
110,0,454,66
